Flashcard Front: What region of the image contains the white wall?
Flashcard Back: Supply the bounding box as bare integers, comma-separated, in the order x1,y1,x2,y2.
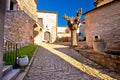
57,27,67,33
37,11,57,43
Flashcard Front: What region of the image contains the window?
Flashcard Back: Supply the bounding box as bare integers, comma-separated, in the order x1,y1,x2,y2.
79,32,84,37
10,1,17,10
10,1,14,10
95,36,98,39
94,35,100,40
79,33,81,36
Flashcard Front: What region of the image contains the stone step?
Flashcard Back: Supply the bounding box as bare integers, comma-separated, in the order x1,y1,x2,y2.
2,65,13,77
2,69,20,80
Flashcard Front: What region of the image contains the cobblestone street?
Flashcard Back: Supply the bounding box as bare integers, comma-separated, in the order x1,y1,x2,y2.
24,43,119,80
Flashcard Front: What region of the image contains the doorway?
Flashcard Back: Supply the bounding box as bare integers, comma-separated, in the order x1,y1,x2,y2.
44,31,50,43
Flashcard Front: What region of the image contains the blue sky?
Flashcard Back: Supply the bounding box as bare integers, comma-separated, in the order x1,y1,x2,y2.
37,0,95,26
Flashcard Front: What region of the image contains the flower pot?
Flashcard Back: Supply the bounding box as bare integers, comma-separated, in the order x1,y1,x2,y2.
18,56,29,66
93,42,106,52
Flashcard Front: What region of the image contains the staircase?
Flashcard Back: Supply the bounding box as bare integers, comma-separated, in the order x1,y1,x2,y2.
2,65,20,80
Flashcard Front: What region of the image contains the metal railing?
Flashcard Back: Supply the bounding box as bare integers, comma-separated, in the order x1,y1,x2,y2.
3,40,20,68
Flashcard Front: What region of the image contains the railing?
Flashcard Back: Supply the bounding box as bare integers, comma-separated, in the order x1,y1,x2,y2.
3,40,20,68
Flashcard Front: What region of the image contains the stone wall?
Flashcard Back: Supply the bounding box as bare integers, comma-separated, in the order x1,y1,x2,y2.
84,1,120,50
0,0,6,78
4,10,35,46
79,50,120,73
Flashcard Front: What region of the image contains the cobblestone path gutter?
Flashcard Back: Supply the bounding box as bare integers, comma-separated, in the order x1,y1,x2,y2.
24,43,118,80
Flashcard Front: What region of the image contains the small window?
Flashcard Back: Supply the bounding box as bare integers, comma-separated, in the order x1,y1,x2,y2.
94,35,100,40
79,33,81,36
79,32,84,37
95,36,98,39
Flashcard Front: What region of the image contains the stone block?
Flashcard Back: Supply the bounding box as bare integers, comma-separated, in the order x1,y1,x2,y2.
110,55,118,59
79,49,120,72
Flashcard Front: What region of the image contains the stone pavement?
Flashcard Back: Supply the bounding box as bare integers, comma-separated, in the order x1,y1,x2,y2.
24,43,120,80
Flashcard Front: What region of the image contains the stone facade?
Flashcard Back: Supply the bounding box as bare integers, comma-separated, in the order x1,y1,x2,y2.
0,0,6,78
84,0,120,50
4,11,35,46
4,0,37,46
37,11,57,43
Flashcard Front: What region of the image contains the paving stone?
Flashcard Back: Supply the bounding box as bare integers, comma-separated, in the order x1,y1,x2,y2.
24,43,119,80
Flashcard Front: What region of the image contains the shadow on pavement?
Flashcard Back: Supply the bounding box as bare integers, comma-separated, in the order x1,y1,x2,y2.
38,43,118,80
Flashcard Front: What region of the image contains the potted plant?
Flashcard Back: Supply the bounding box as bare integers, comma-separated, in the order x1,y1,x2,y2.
18,55,29,66
93,39,106,52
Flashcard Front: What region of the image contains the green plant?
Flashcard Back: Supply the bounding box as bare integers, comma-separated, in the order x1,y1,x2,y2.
3,45,37,65
94,39,104,42
19,45,37,60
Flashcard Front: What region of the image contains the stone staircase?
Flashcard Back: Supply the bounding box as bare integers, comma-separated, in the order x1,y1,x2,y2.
2,65,20,80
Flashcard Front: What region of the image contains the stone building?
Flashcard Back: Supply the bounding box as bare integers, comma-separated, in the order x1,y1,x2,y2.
4,0,37,46
36,10,57,43
84,0,120,50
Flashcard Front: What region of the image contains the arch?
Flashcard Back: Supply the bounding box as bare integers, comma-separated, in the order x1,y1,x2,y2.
33,23,39,38
33,23,43,37
44,31,50,42
33,23,43,44
33,23,38,28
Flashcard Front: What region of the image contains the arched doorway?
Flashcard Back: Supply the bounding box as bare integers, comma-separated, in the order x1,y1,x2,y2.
44,31,50,42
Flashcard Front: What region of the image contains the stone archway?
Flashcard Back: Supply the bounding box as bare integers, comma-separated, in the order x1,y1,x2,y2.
33,23,43,44
44,31,50,42
33,24,39,38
